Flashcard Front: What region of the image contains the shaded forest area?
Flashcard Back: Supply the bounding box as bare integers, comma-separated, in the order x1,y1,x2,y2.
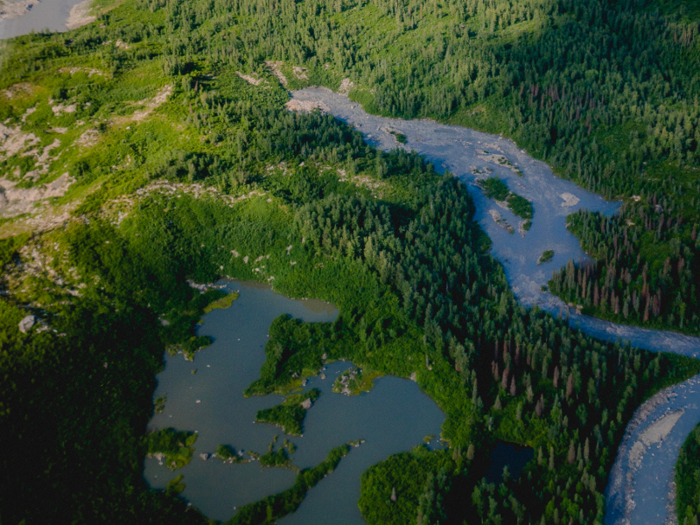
676,421,700,525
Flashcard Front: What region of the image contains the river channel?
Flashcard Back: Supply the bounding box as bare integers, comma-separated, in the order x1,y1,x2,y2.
0,0,87,40
144,280,446,524
288,87,700,525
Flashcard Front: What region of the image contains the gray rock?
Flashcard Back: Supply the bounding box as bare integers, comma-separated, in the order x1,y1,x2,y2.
301,398,312,410
19,315,36,334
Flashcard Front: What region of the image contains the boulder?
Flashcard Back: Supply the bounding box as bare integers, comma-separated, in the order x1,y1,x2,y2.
19,315,36,334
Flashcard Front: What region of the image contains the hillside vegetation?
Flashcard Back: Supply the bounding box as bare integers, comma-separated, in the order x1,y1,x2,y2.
0,0,699,524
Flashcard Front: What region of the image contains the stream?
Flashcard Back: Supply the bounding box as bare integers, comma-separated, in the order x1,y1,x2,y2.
288,87,700,525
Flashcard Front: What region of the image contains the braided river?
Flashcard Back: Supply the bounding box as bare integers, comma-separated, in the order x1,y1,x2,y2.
288,87,700,525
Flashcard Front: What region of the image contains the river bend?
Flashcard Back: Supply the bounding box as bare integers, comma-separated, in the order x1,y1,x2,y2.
288,87,700,525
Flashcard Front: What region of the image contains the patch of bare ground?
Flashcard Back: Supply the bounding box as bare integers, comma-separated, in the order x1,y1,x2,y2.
58,67,104,77
236,72,263,86
559,192,580,207
0,172,75,219
338,78,354,96
1,83,34,99
265,60,287,86
0,0,38,21
0,122,40,160
66,0,95,30
129,84,172,122
285,99,330,114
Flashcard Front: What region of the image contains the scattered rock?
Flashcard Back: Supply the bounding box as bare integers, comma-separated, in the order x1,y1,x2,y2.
236,72,263,86
292,66,308,80
76,129,100,148
265,60,287,86
58,67,104,77
338,78,354,96
51,102,77,115
559,193,580,207
66,0,96,30
0,122,40,159
0,173,75,219
285,99,331,114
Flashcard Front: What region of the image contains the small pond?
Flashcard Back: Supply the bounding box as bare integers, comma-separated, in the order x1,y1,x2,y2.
485,442,534,485
144,280,446,524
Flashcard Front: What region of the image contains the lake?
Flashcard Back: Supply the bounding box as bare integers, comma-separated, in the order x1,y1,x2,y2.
144,280,446,524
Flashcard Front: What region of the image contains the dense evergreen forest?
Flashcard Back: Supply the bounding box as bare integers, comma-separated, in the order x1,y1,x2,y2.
1,0,699,522
676,421,700,525
549,198,700,334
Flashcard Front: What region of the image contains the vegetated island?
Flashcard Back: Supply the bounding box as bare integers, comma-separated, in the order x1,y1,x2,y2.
203,291,239,314
145,428,198,471
255,388,321,436
538,250,554,265
478,177,533,230
225,443,352,525
332,367,384,396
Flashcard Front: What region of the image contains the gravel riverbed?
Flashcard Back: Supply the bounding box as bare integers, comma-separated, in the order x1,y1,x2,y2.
289,86,700,525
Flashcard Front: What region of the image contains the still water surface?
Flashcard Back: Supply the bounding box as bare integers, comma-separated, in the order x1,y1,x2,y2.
485,442,534,485
144,280,446,524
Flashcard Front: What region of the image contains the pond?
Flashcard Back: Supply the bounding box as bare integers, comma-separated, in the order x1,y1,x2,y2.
144,280,446,524
485,442,534,485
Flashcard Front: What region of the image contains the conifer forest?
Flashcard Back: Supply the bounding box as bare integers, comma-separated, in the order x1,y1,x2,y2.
0,0,699,523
